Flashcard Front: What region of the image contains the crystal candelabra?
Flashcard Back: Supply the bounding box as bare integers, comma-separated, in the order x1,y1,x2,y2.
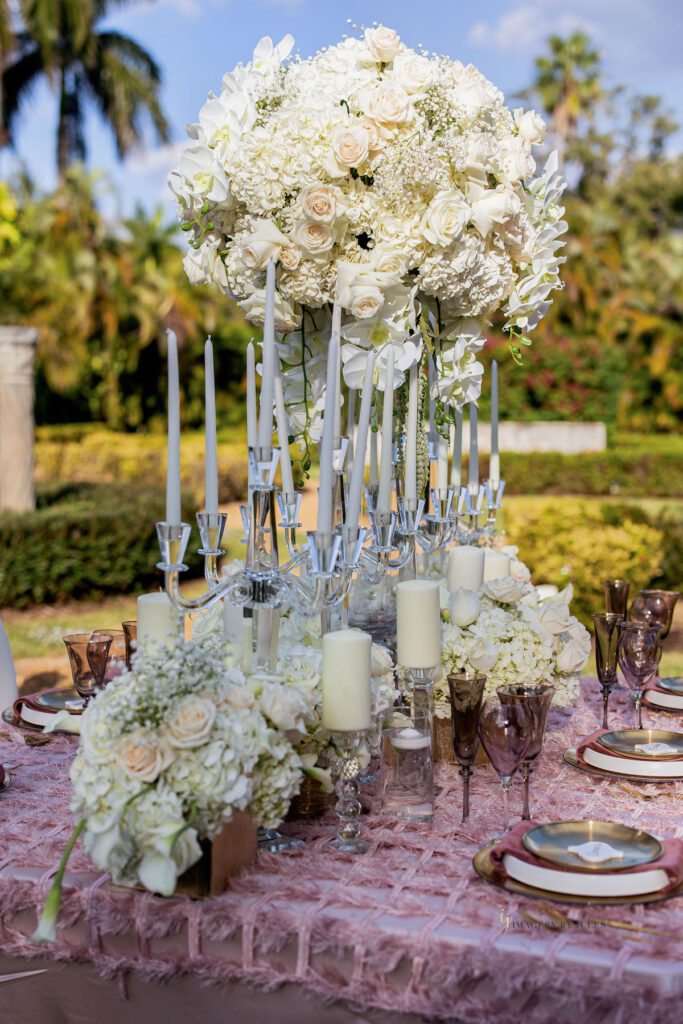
155,440,506,650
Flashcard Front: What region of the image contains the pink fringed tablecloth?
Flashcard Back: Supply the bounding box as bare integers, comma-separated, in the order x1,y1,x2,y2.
1,678,683,1024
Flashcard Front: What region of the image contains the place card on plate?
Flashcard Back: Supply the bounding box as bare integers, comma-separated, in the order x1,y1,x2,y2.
576,729,683,778
490,820,683,899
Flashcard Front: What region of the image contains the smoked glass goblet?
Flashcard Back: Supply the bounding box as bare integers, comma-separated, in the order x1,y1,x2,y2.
446,672,487,822
617,622,662,729
497,684,554,821
91,629,126,682
477,702,532,834
121,621,137,670
593,613,623,728
63,632,113,705
604,579,630,617
630,590,679,642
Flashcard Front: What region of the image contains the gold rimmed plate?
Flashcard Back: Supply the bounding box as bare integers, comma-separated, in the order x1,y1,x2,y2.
473,842,683,907
658,677,683,696
1,707,43,733
597,729,683,760
522,821,662,873
34,689,84,714
564,747,683,784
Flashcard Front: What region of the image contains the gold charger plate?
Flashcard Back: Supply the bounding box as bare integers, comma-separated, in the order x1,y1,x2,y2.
564,747,683,784
658,677,683,696
2,706,43,733
34,689,84,714
473,841,683,907
598,729,683,760
522,821,662,872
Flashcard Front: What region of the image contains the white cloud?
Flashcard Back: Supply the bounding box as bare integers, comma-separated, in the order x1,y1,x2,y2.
124,141,185,176
469,2,600,56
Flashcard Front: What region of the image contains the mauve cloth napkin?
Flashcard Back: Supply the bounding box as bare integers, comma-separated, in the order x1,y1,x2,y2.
12,687,81,721
489,820,683,892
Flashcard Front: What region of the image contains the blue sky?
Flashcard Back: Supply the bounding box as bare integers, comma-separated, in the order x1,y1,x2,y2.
1,0,681,219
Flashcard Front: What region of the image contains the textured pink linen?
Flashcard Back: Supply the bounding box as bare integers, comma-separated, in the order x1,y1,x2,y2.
0,678,682,1024
490,819,683,890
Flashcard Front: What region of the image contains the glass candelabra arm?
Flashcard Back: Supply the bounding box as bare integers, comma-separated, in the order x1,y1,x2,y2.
196,512,228,586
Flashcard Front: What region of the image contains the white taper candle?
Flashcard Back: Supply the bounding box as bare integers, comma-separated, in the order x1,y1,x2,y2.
246,340,257,449
322,628,372,731
377,349,395,514
346,351,375,533
450,409,462,488
468,402,479,495
204,337,218,516
332,302,342,446
165,329,181,525
404,363,418,502
490,359,500,486
317,333,339,533
257,259,276,449
274,360,294,497
369,428,379,487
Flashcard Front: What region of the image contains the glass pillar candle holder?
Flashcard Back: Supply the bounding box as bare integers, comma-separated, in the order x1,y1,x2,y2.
381,704,434,823
327,730,369,854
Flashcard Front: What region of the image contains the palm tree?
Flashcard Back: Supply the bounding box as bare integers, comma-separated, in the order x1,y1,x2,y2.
2,1,169,180
525,32,603,169
0,0,14,149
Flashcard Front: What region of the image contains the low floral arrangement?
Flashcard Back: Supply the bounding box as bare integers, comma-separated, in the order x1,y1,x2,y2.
438,566,590,718
170,25,566,445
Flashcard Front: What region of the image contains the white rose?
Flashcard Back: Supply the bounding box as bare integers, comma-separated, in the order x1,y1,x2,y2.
556,639,589,675
392,51,435,95
217,682,256,710
509,560,531,583
257,679,314,734
365,83,412,127
349,284,384,319
498,137,536,182
299,184,343,225
471,186,522,237
293,219,335,258
336,261,399,305
422,190,469,246
484,577,527,604
468,638,499,673
240,220,289,271
364,25,401,63
371,243,407,276
456,72,499,114
166,695,216,748
539,601,572,636
564,617,591,652
332,126,369,168
115,729,175,782
514,108,547,145
356,117,381,152
279,245,301,271
449,588,480,628
241,288,301,332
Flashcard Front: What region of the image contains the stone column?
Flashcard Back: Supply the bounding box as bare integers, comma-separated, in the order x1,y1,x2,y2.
0,326,39,511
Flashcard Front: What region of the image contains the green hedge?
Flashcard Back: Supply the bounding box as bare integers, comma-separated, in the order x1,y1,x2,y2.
504,498,683,627
0,483,204,609
485,450,683,497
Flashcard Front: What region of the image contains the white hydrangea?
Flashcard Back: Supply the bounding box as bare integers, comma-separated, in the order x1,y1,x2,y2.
171,27,566,443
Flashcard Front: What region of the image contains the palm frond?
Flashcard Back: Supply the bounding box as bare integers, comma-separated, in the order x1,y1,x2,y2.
2,45,44,138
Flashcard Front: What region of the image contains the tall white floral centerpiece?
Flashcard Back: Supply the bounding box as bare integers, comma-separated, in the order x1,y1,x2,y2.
170,26,567,461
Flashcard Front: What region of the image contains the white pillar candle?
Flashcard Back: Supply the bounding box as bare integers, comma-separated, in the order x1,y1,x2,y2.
322,628,372,731
404,363,418,502
468,402,479,495
483,551,511,582
257,258,276,449
448,546,485,593
204,337,218,516
490,359,500,486
246,340,257,449
317,333,339,534
137,592,183,653
369,427,379,487
165,329,181,525
332,302,342,446
450,409,462,488
377,348,395,514
346,351,375,533
274,362,294,497
396,580,441,668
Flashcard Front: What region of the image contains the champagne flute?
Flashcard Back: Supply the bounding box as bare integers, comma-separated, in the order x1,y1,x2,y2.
617,622,662,729
604,579,630,617
497,684,554,821
593,613,623,728
477,702,532,834
446,672,486,822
